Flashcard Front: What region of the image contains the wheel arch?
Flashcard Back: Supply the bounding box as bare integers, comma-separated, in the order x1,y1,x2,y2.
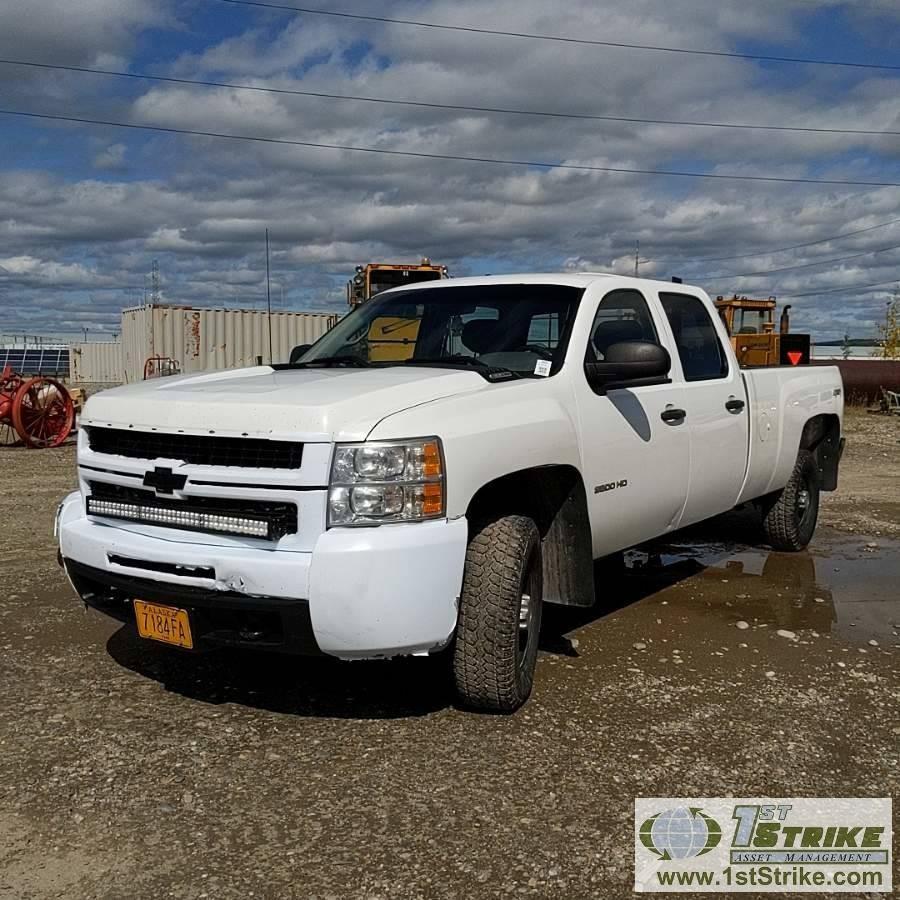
465,464,594,607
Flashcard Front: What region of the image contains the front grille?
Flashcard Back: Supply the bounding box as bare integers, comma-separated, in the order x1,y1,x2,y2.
85,427,303,469
87,482,297,540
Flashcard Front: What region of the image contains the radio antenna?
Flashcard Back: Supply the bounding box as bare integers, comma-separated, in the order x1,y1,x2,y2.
265,228,273,365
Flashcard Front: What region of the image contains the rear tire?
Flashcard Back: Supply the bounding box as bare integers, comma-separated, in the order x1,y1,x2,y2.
453,515,543,713
761,450,820,552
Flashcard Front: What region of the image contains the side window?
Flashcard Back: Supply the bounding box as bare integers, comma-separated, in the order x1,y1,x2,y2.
659,293,729,381
585,289,658,362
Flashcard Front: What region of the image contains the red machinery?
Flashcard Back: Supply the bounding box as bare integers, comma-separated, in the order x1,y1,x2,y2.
0,365,75,448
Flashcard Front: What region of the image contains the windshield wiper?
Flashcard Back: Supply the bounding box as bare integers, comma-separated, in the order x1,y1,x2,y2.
405,355,489,368
402,356,525,381
287,355,374,368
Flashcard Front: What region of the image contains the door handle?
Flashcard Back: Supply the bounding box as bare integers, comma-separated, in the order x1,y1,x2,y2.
725,398,746,413
660,408,687,424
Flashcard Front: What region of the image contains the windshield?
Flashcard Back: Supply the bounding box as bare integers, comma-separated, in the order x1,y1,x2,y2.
734,308,770,335
299,284,583,376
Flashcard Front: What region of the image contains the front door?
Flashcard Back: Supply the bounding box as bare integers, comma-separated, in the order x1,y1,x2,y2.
574,288,691,557
657,290,750,527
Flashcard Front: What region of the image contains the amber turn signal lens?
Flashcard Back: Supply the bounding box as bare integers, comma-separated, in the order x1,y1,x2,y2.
422,440,442,478
422,482,443,516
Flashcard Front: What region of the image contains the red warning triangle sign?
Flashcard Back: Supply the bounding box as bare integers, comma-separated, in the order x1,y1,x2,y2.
787,351,803,366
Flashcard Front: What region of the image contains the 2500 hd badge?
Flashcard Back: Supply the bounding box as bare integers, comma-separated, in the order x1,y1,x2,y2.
595,479,628,494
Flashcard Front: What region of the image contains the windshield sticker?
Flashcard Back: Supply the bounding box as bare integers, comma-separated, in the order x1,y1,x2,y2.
534,359,552,377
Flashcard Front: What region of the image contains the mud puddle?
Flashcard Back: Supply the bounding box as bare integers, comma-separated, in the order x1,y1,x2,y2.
625,527,900,646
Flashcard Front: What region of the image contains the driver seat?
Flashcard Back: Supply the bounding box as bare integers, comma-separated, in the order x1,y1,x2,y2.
461,319,500,355
591,319,645,359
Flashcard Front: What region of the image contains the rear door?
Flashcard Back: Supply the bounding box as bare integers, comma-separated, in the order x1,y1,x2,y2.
656,291,750,527
574,287,690,556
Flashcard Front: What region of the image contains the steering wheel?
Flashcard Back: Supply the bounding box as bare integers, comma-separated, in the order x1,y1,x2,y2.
514,344,554,360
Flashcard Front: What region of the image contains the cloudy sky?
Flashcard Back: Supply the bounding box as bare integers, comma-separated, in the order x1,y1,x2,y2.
0,0,898,340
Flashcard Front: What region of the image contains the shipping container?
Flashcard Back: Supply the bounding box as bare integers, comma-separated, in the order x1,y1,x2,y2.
121,304,339,383
69,342,125,385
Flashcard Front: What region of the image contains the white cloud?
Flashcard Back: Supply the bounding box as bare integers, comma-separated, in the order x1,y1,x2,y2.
0,254,109,286
0,0,169,63
93,143,127,171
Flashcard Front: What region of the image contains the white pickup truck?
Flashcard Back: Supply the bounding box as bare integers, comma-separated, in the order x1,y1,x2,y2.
57,274,844,711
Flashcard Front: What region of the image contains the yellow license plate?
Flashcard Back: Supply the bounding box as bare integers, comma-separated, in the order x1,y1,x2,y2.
134,600,193,649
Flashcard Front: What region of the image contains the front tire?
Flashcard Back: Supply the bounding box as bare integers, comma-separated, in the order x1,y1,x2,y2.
453,515,543,712
761,450,820,551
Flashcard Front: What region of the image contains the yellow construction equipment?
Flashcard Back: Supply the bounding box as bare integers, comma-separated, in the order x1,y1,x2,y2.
715,295,809,367
347,259,448,308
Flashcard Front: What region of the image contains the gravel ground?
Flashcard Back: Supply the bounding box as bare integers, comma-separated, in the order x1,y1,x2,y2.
819,408,900,538
1,411,898,899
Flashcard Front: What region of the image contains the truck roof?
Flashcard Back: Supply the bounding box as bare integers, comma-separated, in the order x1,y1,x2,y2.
382,272,706,294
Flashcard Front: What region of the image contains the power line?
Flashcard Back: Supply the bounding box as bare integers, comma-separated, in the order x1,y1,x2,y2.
3,108,899,187
703,241,900,280
779,278,898,298
3,57,897,137
211,0,900,72
648,216,900,264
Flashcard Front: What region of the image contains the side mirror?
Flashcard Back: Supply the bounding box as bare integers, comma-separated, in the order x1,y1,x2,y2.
585,341,671,393
289,344,313,365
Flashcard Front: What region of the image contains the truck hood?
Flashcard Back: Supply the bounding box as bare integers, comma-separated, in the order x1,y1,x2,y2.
82,366,488,442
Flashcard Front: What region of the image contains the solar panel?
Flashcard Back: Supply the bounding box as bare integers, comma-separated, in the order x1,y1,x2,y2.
0,349,70,377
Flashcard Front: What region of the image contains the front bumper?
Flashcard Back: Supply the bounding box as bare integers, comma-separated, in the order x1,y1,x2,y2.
58,491,468,659
64,557,321,654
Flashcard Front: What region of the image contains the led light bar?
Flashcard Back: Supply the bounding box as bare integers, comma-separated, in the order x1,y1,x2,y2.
86,498,271,538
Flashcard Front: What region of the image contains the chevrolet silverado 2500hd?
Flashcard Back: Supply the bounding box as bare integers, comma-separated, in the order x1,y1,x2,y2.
57,274,844,711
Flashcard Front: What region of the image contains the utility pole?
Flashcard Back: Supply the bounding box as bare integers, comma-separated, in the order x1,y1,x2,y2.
265,229,273,365
632,242,653,277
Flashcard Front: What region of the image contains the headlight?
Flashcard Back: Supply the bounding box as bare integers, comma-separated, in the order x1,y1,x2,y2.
328,437,445,526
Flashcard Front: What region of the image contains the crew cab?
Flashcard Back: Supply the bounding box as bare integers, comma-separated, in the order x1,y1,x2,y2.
57,274,844,711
